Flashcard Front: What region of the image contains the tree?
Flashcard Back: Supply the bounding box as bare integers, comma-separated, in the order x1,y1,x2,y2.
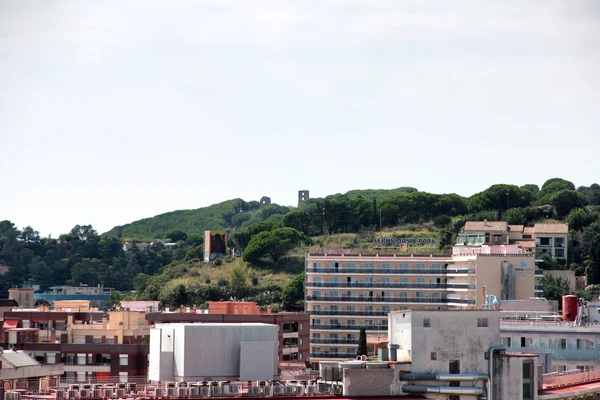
538,178,575,202
186,233,203,246
539,274,570,302
567,208,594,232
504,208,525,225
357,327,367,356
230,263,248,289
164,229,187,243
107,290,122,308
467,184,532,214
582,222,600,284
551,190,587,218
282,272,305,310
242,228,305,263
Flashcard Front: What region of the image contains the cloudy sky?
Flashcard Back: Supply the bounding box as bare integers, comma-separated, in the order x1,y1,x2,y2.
1,0,599,237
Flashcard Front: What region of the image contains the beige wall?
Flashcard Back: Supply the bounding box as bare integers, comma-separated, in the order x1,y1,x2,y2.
475,255,535,306
54,300,90,311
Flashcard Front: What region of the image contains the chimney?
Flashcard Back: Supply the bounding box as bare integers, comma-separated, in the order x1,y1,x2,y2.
266,306,272,314
482,285,487,308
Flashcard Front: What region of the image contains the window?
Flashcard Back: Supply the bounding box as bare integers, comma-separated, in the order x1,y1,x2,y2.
329,276,339,283
382,263,391,271
329,290,338,298
313,276,322,283
416,278,426,287
364,277,373,284
313,333,321,339
313,262,321,269
346,305,355,312
347,263,356,270
554,237,564,247
313,305,321,312
558,339,567,350
381,277,390,285
430,352,437,360
330,319,339,326
554,249,565,258
119,372,128,383
46,353,56,364
382,291,391,298
399,278,408,284
416,263,426,270
119,354,128,366
347,320,355,326
364,263,373,270
313,290,321,297
539,237,551,246
416,292,426,299
503,337,512,347
77,353,86,365
364,305,373,312
399,263,408,270
382,306,390,314
423,318,431,328
431,292,441,299
329,305,338,312
431,263,441,270
399,292,408,299
522,361,534,400
477,318,489,327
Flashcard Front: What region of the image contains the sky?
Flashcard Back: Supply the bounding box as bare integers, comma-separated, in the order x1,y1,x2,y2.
1,0,599,237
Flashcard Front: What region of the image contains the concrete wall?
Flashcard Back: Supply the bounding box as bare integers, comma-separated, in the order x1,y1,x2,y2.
342,368,394,396
150,323,277,382
501,299,558,313
389,310,501,374
494,355,537,400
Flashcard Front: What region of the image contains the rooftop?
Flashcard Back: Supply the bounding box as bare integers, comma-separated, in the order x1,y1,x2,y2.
533,222,569,234
464,221,508,233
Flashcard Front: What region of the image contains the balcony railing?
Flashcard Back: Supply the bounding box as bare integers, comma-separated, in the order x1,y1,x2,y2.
307,268,474,275
310,310,389,316
307,282,474,289
306,295,475,305
310,352,356,359
311,338,359,344
543,367,600,389
311,324,387,331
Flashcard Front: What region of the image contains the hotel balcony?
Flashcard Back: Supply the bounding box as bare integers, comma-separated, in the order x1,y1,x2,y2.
306,282,475,290
306,295,475,305
307,267,474,275
311,324,387,331
310,310,389,317
310,352,356,359
310,338,359,345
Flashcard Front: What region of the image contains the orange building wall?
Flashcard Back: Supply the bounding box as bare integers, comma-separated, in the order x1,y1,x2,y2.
208,301,263,315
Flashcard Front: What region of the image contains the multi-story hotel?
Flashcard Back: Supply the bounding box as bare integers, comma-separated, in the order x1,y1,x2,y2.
306,250,536,362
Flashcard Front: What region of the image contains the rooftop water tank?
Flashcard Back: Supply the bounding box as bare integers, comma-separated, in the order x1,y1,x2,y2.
562,295,578,322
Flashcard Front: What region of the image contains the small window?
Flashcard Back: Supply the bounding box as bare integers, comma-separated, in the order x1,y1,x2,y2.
423,318,431,328
430,352,437,360
477,318,489,327
119,354,128,366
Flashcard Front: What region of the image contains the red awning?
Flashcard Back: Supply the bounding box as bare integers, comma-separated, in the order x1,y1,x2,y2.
3,320,19,329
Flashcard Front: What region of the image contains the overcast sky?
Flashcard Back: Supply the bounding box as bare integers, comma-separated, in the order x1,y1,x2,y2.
1,0,599,237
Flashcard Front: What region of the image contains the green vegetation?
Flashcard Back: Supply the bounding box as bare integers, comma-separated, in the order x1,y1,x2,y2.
2,178,600,308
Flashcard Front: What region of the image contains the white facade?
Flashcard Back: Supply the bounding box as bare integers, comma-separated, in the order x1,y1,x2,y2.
388,310,502,373
148,323,278,382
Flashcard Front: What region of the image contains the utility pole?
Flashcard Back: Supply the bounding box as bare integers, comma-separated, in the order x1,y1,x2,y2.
379,209,382,238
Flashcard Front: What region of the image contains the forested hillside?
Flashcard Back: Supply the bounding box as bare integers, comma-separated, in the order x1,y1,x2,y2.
1,178,600,309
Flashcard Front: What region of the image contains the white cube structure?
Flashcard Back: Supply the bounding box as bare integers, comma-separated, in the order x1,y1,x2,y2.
149,323,278,382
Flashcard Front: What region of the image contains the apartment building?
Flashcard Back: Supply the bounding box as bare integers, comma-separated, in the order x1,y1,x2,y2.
461,220,569,260
1,308,150,382
145,301,310,364
306,251,535,361
34,285,114,308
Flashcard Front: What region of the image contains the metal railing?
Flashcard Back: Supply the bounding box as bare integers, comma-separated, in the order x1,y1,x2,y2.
310,310,389,316
311,324,387,331
542,367,600,389
310,352,356,359
310,338,359,344
306,282,474,289
306,295,475,305
307,268,474,275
